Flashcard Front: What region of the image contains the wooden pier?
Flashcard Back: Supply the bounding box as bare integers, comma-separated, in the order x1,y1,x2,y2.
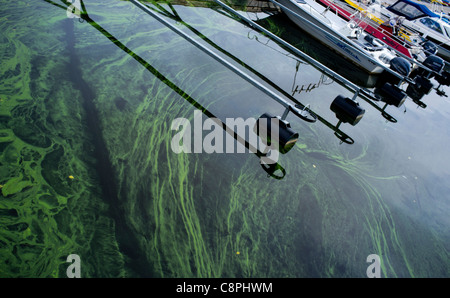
159,0,280,13
245,0,280,12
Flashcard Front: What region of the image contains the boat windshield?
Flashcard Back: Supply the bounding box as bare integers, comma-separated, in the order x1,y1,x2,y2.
420,17,444,34
443,24,450,38
419,17,450,39
387,0,439,20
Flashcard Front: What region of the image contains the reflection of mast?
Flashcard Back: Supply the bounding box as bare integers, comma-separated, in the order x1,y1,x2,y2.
43,0,292,179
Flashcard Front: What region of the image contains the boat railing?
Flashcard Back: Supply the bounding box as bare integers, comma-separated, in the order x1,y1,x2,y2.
431,1,448,19
331,0,423,50
352,1,425,43
304,0,334,27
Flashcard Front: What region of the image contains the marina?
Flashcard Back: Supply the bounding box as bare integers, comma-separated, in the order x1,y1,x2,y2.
0,0,449,279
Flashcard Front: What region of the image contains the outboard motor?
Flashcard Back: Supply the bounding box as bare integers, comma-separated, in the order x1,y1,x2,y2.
389,57,411,77
422,55,445,78
254,113,299,154
330,95,365,126
422,41,438,57
407,55,444,94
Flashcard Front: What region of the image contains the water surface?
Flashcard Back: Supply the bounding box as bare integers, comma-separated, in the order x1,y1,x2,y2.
0,0,448,277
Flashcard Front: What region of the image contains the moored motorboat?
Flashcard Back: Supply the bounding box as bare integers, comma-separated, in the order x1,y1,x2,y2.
316,0,429,61
343,0,450,60
342,0,422,43
274,0,408,75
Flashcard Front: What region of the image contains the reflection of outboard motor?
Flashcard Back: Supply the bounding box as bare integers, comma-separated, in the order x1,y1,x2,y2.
422,41,438,57
413,75,434,95
329,96,364,144
254,113,299,154
375,82,407,107
406,82,427,104
330,96,365,126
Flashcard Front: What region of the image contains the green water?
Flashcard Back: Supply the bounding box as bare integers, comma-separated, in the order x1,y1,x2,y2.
0,0,448,278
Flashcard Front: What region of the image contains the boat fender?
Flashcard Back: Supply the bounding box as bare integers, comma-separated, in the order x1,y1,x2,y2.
330,95,365,126
389,57,411,76
422,55,445,74
254,113,299,154
422,41,438,57
375,82,407,107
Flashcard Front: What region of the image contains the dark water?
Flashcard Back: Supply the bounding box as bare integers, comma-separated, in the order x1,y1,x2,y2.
0,0,448,277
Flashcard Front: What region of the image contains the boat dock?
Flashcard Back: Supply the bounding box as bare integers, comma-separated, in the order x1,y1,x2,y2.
245,0,280,12
167,0,280,12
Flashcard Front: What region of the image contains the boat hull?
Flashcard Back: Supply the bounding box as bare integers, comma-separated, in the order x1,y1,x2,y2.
277,0,385,74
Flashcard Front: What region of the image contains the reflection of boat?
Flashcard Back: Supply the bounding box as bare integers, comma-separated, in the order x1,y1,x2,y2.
255,13,381,87
274,0,406,74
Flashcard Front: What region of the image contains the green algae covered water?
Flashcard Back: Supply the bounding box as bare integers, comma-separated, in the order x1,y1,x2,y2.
0,0,448,278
